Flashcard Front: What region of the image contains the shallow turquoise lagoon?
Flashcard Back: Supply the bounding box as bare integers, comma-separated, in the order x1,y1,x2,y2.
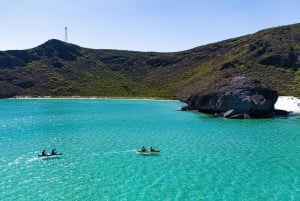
1,99,300,200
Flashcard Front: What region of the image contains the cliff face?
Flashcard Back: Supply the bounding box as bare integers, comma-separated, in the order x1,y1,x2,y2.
0,23,300,98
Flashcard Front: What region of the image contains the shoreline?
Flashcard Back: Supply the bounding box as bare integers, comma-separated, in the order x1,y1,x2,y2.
9,96,177,102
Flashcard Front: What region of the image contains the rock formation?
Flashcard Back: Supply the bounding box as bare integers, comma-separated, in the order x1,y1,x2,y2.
181,76,279,118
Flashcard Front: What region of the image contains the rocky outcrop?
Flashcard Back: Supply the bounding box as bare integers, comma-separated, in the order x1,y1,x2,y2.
259,47,299,70
181,76,278,118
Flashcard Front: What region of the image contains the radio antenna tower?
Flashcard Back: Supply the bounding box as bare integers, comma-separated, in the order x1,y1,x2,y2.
64,27,68,42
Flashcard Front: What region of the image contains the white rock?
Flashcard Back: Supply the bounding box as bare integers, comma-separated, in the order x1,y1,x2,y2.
274,96,300,114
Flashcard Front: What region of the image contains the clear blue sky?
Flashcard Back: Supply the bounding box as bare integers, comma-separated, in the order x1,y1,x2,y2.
1,0,300,52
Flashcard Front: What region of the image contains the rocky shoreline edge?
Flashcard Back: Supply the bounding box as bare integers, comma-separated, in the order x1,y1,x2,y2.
180,76,298,119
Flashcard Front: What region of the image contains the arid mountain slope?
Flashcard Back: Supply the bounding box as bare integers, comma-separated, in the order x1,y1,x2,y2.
0,23,300,98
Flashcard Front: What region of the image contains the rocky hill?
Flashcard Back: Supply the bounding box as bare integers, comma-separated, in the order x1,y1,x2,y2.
0,23,300,98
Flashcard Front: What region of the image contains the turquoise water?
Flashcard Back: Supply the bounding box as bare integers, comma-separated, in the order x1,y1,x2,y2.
1,99,300,200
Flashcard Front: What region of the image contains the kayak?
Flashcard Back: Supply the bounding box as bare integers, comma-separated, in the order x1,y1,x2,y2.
38,153,62,157
137,150,160,155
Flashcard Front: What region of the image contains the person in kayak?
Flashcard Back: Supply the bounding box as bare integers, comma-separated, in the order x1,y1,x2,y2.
42,150,48,156
141,146,147,152
51,149,57,155
150,147,160,152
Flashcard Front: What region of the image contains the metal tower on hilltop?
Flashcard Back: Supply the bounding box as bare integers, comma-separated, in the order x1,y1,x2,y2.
65,27,68,42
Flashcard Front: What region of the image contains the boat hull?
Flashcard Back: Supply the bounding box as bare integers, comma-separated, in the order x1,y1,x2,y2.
38,153,62,157
137,150,160,155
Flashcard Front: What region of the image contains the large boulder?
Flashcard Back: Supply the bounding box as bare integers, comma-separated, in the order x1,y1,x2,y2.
181,76,278,118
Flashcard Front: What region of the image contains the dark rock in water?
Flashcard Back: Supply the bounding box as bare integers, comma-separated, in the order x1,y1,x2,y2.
274,109,292,116
181,76,279,118
181,105,189,111
228,113,251,119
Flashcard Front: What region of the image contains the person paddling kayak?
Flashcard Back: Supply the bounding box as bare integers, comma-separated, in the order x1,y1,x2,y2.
141,146,147,152
42,150,49,156
51,149,57,155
